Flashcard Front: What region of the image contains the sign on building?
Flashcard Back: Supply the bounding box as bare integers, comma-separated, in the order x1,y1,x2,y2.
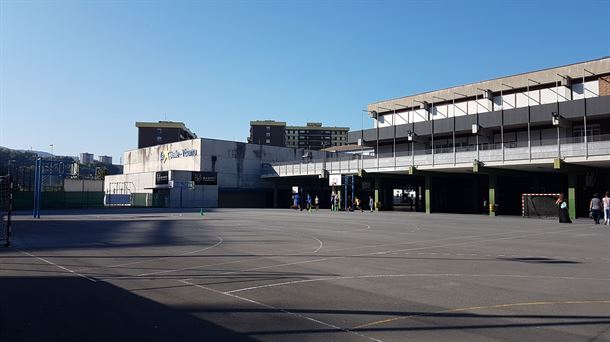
192,172,218,185
155,171,169,185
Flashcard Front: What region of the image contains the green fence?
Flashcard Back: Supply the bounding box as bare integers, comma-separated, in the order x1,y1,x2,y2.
14,191,105,210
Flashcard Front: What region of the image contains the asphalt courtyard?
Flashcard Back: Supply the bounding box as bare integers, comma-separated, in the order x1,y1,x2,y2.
1,209,609,342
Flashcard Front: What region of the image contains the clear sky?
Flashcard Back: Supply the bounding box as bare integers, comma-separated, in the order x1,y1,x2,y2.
1,0,609,163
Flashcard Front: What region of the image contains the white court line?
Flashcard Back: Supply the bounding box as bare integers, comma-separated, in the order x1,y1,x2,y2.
19,249,98,282
202,224,607,280
74,236,224,272
179,279,383,342
132,223,592,278
224,273,610,294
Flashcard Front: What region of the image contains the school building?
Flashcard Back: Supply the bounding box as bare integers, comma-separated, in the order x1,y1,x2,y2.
265,57,610,218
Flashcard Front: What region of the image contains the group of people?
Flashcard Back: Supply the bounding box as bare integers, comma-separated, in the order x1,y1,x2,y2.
291,193,319,212
293,192,376,212
556,191,610,225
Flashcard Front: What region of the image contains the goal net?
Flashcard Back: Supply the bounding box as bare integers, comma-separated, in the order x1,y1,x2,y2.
522,193,560,218
0,175,13,247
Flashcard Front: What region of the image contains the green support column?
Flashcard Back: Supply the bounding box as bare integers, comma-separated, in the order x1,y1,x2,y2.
425,175,431,214
489,174,497,217
374,177,380,212
568,172,577,220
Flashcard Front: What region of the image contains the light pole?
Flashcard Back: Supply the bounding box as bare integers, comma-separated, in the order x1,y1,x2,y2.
551,112,563,160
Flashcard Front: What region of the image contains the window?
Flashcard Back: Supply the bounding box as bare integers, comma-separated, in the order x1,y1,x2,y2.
265,139,270,144
266,132,271,137
266,126,271,130
157,128,163,134
573,124,601,142
156,136,163,142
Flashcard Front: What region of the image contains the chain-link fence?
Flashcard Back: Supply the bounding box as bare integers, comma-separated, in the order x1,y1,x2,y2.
0,175,13,247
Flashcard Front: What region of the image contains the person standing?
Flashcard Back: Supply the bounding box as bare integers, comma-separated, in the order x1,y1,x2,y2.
294,193,301,211
590,193,602,225
602,191,610,225
369,196,374,213
306,194,312,212
314,195,319,211
555,193,571,223
334,194,340,211
330,193,335,211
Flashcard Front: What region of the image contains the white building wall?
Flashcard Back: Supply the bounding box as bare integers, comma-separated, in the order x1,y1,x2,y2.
572,80,600,99
123,139,203,174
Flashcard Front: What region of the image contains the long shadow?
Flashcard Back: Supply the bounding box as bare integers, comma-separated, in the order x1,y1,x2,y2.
244,319,610,335
178,307,610,320
9,219,217,252
501,257,582,264
0,276,255,342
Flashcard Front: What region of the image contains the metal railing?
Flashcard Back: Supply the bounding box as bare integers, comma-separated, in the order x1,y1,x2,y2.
263,134,610,177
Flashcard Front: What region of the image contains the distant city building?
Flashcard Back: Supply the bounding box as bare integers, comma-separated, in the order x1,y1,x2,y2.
79,152,94,164
98,155,113,164
248,121,349,150
248,120,286,147
136,121,197,149
285,122,349,150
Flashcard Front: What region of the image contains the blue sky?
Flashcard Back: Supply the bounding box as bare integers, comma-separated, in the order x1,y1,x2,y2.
1,0,609,162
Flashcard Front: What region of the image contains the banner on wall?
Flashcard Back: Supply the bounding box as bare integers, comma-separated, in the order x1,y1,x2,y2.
192,172,218,185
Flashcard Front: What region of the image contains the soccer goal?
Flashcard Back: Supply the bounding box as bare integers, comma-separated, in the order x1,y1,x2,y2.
521,193,561,218
0,175,13,247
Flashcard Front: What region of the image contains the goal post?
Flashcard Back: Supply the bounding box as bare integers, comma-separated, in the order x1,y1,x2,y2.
522,193,561,218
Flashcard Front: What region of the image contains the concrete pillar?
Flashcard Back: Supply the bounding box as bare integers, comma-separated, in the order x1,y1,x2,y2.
374,177,380,212
568,172,577,219
489,174,497,217
425,175,432,214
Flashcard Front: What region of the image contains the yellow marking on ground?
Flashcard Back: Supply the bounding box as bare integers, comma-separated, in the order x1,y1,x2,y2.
353,300,610,330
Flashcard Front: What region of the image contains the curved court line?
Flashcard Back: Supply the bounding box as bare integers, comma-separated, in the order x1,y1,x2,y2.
132,223,596,278
224,273,610,294
256,226,324,254
75,235,224,272
353,299,610,329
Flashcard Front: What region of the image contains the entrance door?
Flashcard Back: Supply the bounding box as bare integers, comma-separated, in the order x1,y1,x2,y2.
152,189,170,208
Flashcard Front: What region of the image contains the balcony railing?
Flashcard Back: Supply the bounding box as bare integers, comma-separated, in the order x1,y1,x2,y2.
263,134,610,177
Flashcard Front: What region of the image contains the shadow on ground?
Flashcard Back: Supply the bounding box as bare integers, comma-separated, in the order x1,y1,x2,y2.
0,276,255,342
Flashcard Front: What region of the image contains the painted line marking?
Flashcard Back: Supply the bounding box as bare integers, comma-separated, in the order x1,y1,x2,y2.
223,273,610,295
353,300,610,330
75,236,224,272
19,249,98,282
179,279,383,342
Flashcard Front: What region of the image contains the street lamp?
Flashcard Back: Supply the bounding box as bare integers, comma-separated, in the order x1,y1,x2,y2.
552,111,562,159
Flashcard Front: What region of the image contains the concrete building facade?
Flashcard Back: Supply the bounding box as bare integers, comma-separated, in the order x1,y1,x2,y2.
266,57,610,218
104,138,325,208
285,122,349,150
248,121,349,150
248,120,287,147
79,153,94,164
136,121,197,149
98,155,112,164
